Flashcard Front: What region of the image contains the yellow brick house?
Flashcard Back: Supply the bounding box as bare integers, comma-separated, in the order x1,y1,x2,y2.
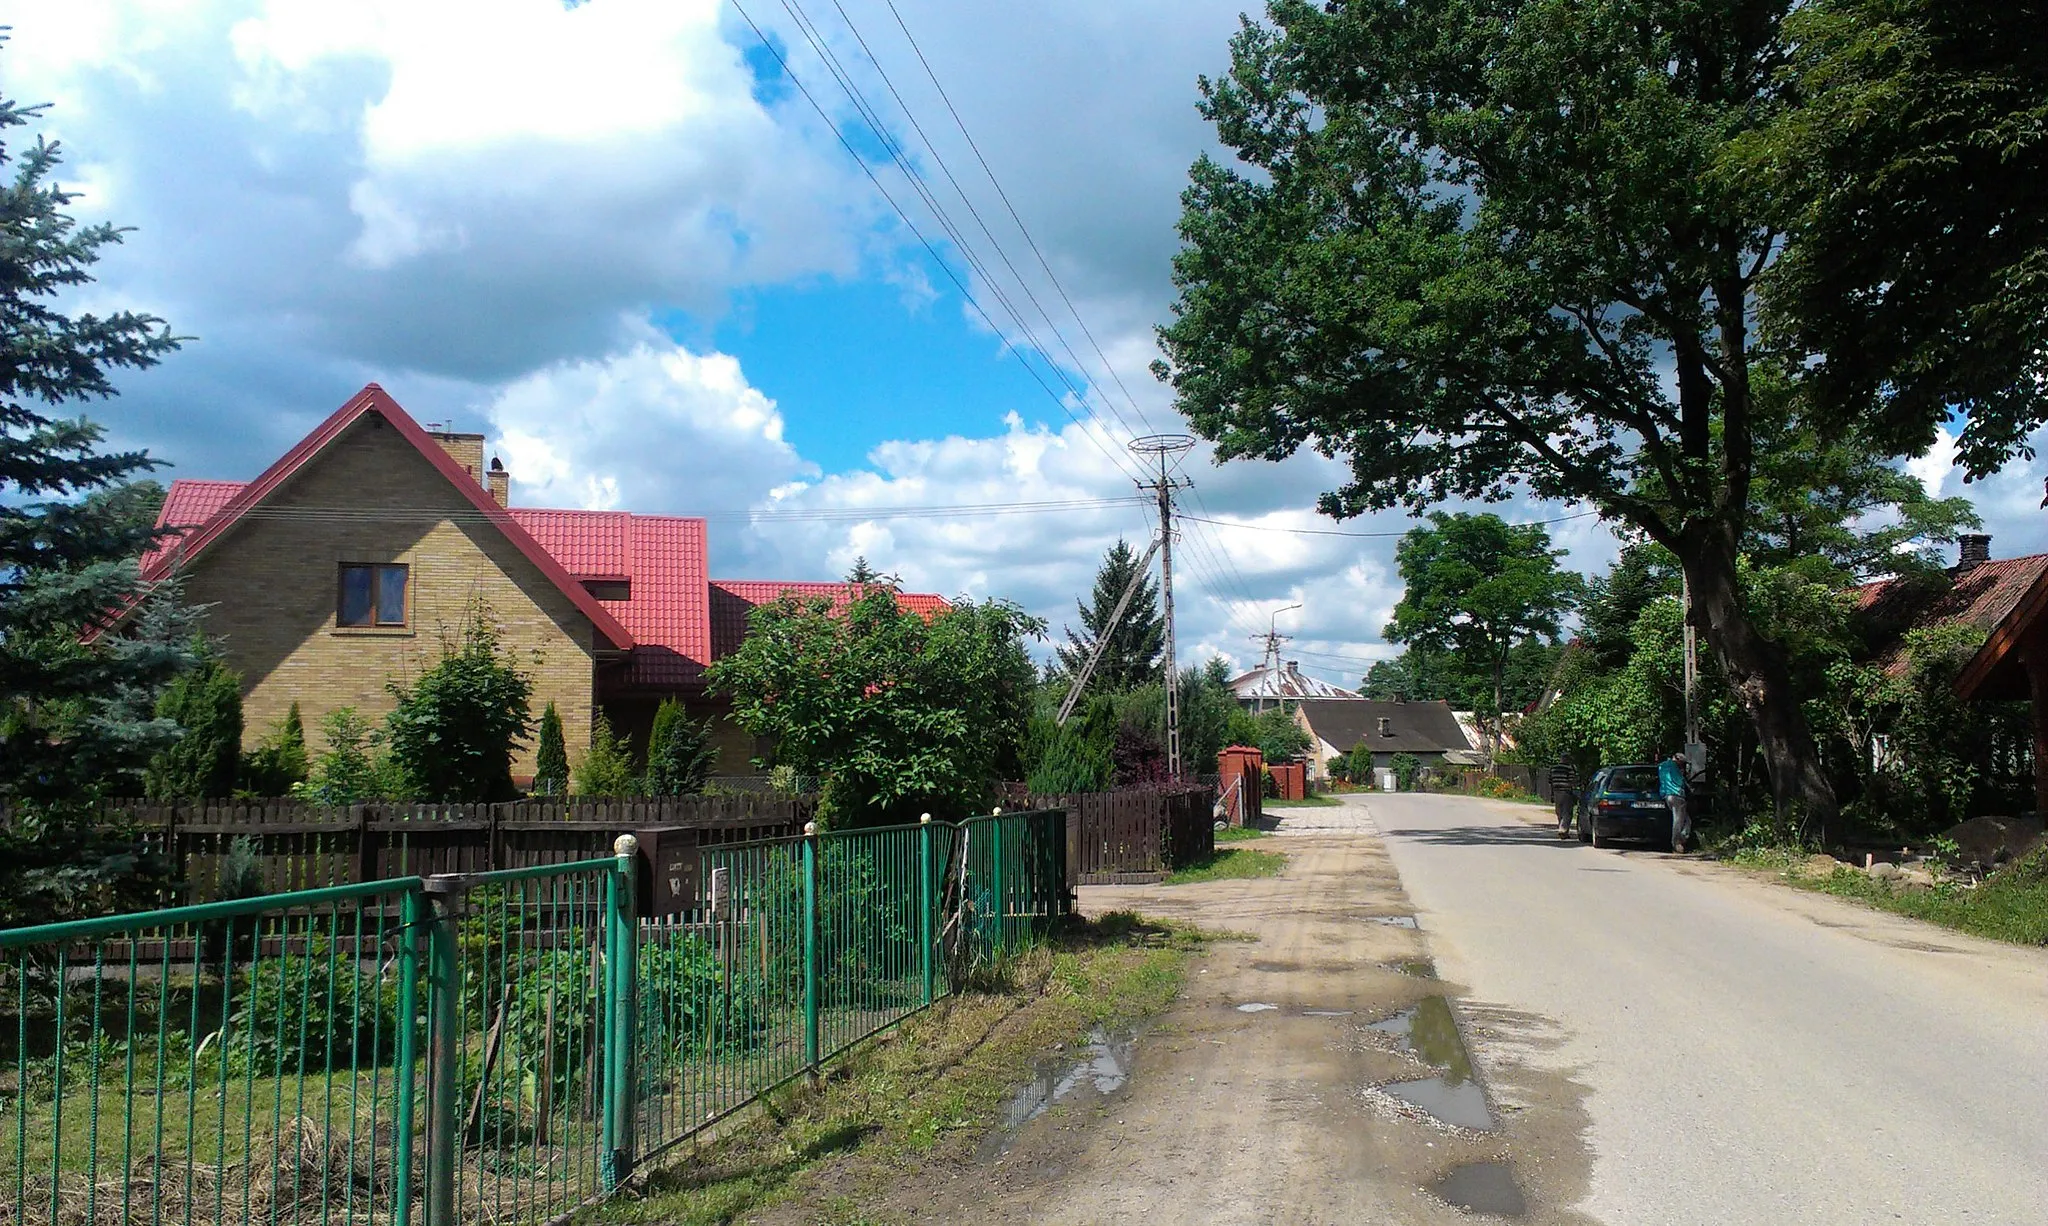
141,385,943,781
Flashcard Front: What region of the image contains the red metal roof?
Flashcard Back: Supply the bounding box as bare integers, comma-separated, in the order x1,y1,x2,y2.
709,581,950,660
141,385,633,652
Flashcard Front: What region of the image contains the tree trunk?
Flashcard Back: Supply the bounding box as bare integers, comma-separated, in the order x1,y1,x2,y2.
1680,530,1838,839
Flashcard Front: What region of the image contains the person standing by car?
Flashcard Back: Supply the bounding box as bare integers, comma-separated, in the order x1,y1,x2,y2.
1660,750,1691,853
1550,763,1578,837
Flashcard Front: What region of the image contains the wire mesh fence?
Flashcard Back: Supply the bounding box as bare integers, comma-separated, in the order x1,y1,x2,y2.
0,810,1067,1226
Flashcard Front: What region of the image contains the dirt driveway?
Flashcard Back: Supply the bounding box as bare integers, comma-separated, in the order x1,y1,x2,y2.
905,808,1597,1225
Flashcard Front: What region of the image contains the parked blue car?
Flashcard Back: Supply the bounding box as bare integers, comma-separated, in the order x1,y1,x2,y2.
1572,765,1673,849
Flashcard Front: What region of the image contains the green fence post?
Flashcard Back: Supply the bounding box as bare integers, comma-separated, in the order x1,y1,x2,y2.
990,808,1007,951
918,814,934,1005
393,887,424,1226
603,834,639,1190
801,821,819,1078
421,875,467,1226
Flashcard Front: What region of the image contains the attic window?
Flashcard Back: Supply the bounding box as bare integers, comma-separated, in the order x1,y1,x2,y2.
1377,717,1392,736
582,579,631,601
339,563,408,627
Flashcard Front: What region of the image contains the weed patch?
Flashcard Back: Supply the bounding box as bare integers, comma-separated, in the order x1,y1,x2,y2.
1214,826,1271,843
1745,847,2048,946
1163,848,1287,886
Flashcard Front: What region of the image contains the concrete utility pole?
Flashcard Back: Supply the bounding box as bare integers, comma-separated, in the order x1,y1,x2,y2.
1131,434,1194,778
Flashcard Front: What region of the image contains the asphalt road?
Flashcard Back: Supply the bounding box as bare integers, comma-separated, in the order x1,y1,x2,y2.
1359,791,2048,1225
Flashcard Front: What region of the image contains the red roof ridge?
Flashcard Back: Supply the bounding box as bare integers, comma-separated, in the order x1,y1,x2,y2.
141,385,634,651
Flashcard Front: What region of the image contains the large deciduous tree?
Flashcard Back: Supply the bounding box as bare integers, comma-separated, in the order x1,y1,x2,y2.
710,590,1042,827
1753,0,2048,472
1384,513,1579,718
1055,538,1164,693
1,66,190,823
1156,0,1851,827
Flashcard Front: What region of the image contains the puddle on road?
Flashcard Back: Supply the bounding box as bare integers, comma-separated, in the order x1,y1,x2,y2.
1432,1161,1528,1217
1367,915,1419,928
1369,995,1496,1131
987,1025,1135,1151
1388,959,1437,978
1302,1009,1353,1017
1236,1002,1280,1013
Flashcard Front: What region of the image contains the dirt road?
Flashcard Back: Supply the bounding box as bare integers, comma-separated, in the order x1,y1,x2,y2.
1368,790,2048,1225
913,815,1599,1225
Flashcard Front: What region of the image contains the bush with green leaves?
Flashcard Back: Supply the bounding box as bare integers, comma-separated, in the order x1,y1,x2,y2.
143,652,243,799
1390,753,1423,792
295,707,409,804
385,610,533,802
230,936,415,1070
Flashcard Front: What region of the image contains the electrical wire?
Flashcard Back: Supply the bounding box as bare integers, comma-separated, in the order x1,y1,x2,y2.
222,495,1150,526
880,0,1167,440
1178,507,1604,539
819,0,1154,447
727,0,1147,484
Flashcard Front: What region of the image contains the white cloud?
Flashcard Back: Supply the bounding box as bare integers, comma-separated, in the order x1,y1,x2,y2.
484,329,813,515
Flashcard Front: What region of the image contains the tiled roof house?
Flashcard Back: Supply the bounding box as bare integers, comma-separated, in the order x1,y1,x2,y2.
140,385,945,779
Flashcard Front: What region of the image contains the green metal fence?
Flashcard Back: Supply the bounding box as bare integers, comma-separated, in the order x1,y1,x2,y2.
0,810,1065,1226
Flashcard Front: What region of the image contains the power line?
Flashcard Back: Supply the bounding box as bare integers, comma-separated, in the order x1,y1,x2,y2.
219,495,1149,526
1178,508,1604,539
819,0,1154,446
726,0,1145,484
881,0,1166,440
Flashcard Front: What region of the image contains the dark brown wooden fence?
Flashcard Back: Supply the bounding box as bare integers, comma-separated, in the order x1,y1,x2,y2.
1011,785,1217,885
6,796,814,905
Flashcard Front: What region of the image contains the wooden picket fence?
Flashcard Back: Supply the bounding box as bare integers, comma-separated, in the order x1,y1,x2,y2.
3,795,814,906
1011,785,1217,885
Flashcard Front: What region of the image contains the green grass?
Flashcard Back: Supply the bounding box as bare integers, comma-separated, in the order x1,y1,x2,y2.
1264,793,1343,807
1163,847,1288,886
1214,825,1271,843
1741,846,2048,946
595,912,1208,1226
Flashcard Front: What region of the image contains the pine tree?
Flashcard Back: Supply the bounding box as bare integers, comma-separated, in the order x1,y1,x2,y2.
574,712,640,797
533,702,569,796
1054,539,1163,693
144,652,244,799
846,556,880,584
644,698,716,796
0,59,190,817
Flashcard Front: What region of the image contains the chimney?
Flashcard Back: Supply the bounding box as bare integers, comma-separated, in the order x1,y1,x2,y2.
428,430,486,485
487,456,510,507
1956,534,1992,573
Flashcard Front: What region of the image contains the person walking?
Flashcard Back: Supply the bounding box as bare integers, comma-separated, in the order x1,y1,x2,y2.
1660,750,1691,853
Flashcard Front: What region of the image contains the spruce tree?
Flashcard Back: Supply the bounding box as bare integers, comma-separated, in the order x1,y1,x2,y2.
0,57,190,816
533,702,569,796
1054,539,1163,693
144,651,244,799
644,698,716,796
846,555,880,584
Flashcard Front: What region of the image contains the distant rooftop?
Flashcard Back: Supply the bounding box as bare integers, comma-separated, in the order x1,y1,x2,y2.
1227,660,1360,702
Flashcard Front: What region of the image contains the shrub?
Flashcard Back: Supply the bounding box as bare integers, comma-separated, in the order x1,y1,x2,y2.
144,653,243,799
645,699,716,796
231,936,414,1069
385,611,533,802
239,703,308,797
575,713,640,797
296,707,406,804
1390,753,1423,791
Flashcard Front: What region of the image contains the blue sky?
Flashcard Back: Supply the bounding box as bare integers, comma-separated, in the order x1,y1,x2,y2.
10,0,2043,686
